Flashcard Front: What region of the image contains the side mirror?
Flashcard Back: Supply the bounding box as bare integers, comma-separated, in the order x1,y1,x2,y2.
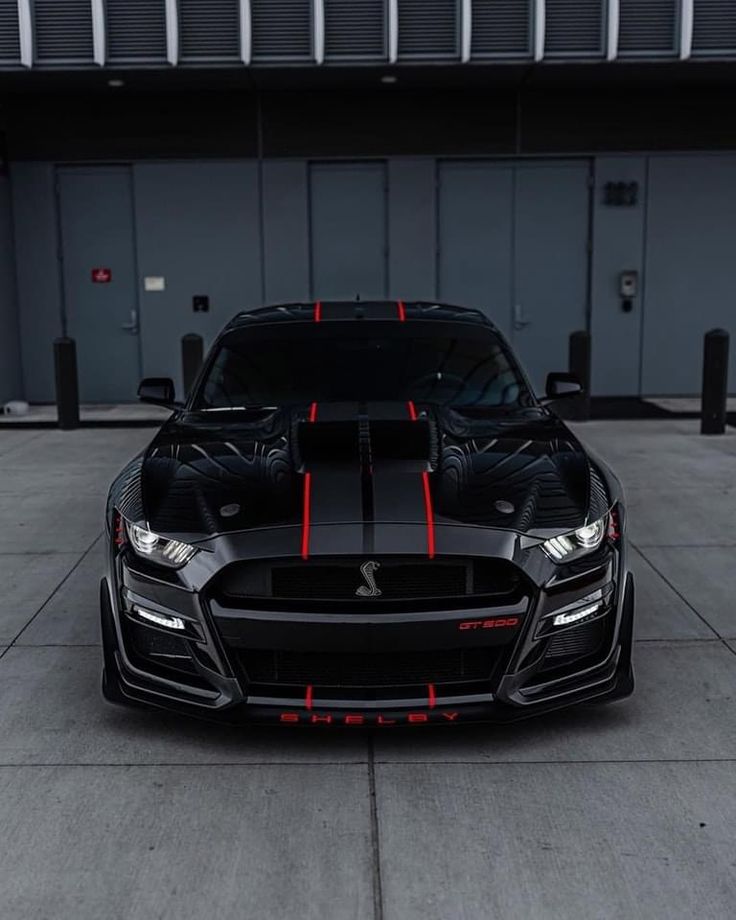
544,372,583,401
138,377,179,408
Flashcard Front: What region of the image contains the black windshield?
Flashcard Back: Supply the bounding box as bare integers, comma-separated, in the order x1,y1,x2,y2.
194,321,531,410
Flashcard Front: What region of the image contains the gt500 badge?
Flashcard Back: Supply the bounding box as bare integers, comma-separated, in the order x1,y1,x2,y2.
458,617,520,630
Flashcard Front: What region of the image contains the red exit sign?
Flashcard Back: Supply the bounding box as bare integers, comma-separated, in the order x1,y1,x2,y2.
91,268,112,283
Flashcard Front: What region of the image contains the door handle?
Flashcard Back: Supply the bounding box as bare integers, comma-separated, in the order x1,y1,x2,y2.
513,303,531,331
121,309,139,335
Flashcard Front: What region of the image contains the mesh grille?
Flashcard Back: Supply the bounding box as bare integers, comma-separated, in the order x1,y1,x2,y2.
618,0,677,54
34,0,94,62
324,0,385,58
545,618,606,661
0,0,19,61
106,0,168,61
273,562,468,600
179,0,240,61
471,0,532,57
217,557,524,605
251,0,312,59
692,0,736,54
398,0,457,58
544,0,604,55
239,647,496,687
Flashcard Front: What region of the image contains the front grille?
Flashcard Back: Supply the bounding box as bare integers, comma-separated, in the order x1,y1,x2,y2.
273,562,467,600
238,647,496,688
216,556,525,610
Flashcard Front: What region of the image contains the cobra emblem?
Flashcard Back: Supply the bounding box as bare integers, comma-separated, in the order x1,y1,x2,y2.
355,560,382,598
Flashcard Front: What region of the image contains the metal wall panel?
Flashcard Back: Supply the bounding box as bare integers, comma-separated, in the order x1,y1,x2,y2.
179,0,241,61
133,162,262,395
545,0,605,56
470,0,533,58
251,0,312,60
590,157,647,396
0,0,20,62
512,162,590,390
324,0,386,59
618,0,678,55
0,175,21,401
310,162,388,301
57,167,141,402
387,158,437,301
106,0,168,62
437,162,514,336
262,159,311,304
397,0,458,58
34,0,94,63
642,155,736,394
692,0,736,56
10,163,63,402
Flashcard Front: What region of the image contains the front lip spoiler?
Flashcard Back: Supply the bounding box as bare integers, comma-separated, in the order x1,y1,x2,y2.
104,651,631,726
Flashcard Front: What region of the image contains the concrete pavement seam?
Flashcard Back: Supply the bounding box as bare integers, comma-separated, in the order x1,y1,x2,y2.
367,736,385,920
630,541,726,642
0,532,103,664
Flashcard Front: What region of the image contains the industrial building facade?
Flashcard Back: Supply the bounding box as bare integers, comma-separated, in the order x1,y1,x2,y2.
0,0,735,403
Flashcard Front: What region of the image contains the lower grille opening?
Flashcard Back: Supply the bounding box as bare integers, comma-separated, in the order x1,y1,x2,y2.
125,620,212,689
237,647,497,688
536,617,610,679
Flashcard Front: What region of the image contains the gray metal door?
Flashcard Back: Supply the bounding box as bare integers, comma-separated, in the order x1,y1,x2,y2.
437,162,514,338
57,166,141,402
512,162,591,390
310,162,387,301
642,155,736,395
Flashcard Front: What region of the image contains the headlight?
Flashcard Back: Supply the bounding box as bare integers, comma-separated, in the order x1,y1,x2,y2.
542,515,607,562
125,520,197,568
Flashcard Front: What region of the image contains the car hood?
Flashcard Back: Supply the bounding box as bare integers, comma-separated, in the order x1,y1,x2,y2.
112,403,610,542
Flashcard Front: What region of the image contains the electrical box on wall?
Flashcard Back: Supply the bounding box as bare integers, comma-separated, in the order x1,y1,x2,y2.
193,295,210,313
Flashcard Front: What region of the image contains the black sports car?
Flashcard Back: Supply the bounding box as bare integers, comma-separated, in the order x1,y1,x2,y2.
101,301,634,726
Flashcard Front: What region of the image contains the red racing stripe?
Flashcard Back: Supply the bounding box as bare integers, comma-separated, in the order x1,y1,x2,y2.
421,471,436,559
314,301,322,323
309,401,318,423
427,683,436,709
397,300,406,322
301,472,312,560
305,684,313,711
406,400,418,421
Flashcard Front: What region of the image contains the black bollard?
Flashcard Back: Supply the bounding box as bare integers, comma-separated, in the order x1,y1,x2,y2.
701,329,729,435
568,330,591,421
182,334,204,397
53,337,79,430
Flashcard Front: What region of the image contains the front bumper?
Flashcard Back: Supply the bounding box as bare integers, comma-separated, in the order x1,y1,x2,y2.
101,524,634,726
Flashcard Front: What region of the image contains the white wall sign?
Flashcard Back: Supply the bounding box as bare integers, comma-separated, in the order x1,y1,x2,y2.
144,276,166,292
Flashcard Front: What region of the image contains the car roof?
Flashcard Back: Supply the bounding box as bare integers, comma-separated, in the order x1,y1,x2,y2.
223,301,498,333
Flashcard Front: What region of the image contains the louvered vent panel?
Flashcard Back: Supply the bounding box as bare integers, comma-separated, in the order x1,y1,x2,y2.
471,0,532,57
34,0,94,62
179,0,240,60
618,0,677,54
545,0,604,55
324,0,385,58
251,0,312,60
693,0,736,54
0,0,19,61
398,0,458,58
106,0,168,62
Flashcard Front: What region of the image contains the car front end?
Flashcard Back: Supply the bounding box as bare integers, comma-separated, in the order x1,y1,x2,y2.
101,303,634,726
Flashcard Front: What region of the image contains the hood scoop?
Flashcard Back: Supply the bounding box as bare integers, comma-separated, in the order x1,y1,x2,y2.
298,417,435,472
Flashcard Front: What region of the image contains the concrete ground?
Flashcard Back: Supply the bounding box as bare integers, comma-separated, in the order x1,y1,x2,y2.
0,419,735,920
